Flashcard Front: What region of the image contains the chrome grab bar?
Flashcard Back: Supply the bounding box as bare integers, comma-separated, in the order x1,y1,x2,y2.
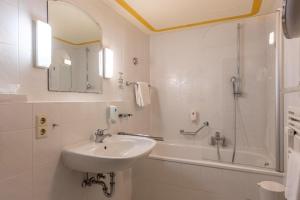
117,132,164,141
180,121,209,135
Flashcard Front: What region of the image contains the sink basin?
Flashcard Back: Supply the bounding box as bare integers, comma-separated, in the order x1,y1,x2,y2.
62,135,156,173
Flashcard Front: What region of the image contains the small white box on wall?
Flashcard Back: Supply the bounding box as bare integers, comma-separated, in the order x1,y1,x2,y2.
107,105,118,124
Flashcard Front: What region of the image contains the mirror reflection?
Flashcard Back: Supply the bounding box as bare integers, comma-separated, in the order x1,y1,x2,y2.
48,1,103,93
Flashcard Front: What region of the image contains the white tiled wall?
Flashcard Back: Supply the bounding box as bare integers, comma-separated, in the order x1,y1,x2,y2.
0,101,138,200
0,0,288,200
0,0,151,199
284,37,300,89
0,0,150,102
0,0,19,90
283,37,300,124
149,13,277,159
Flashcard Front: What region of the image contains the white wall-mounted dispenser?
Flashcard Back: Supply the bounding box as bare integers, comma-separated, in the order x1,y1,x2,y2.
107,105,118,124
190,110,198,122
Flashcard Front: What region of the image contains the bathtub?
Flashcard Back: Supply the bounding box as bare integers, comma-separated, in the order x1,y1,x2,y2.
148,142,281,176
132,142,283,200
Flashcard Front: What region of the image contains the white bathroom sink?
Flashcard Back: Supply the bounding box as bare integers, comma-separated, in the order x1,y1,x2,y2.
62,135,156,173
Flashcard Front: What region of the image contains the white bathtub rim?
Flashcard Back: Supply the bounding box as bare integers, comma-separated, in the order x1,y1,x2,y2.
155,141,272,158
148,154,284,177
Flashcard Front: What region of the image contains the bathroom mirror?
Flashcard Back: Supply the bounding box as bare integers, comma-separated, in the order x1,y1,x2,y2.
282,0,300,39
48,1,103,93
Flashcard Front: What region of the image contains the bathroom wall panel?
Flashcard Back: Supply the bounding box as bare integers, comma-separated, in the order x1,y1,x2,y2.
0,0,18,44
0,0,148,200
133,159,282,200
0,103,33,200
149,14,277,160
284,37,300,89
31,102,134,200
0,44,19,91
16,0,150,102
0,103,33,132
0,101,134,200
0,129,33,180
0,100,147,200
15,0,151,133
0,0,19,90
0,170,33,200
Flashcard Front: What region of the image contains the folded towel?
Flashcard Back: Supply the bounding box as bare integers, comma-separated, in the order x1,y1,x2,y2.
285,150,300,200
134,82,150,107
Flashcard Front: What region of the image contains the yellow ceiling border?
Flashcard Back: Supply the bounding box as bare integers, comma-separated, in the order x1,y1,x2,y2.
53,36,101,46
115,0,262,32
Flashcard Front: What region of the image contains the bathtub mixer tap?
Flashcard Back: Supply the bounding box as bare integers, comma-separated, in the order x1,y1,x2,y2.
210,132,226,147
211,132,226,161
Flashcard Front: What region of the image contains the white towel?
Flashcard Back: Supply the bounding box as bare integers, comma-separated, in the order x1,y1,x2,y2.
285,150,300,200
134,82,150,107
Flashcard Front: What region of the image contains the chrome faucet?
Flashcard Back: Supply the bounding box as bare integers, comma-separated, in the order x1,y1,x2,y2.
210,132,226,147
210,132,226,161
95,129,112,143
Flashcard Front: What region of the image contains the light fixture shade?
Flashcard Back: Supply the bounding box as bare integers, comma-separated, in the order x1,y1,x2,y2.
99,50,103,77
102,48,114,79
36,20,52,68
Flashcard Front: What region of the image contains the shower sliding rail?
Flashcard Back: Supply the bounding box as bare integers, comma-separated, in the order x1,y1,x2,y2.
117,132,164,141
179,121,209,135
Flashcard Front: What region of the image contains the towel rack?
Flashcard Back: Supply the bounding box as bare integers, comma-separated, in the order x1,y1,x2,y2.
126,81,151,87
287,107,300,153
288,107,300,134
117,132,163,141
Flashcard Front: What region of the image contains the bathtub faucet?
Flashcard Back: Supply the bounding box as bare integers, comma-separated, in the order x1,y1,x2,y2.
210,132,226,147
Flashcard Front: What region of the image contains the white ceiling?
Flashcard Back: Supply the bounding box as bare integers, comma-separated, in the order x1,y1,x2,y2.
48,1,101,44
103,0,282,34
125,0,253,29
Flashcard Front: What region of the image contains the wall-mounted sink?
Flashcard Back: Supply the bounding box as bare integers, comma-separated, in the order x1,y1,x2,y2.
62,135,156,173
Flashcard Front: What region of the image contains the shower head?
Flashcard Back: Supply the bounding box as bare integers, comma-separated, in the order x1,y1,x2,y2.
231,76,241,97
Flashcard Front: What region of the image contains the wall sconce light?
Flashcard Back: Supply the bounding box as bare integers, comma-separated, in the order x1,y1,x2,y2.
102,48,114,79
269,32,275,45
35,20,52,68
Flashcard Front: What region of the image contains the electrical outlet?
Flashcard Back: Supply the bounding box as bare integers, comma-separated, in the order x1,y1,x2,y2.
36,126,48,139
36,115,48,139
36,115,48,126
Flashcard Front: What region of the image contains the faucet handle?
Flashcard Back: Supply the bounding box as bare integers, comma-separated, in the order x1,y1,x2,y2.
95,129,107,136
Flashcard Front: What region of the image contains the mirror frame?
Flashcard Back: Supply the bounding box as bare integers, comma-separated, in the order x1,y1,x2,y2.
47,0,103,94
